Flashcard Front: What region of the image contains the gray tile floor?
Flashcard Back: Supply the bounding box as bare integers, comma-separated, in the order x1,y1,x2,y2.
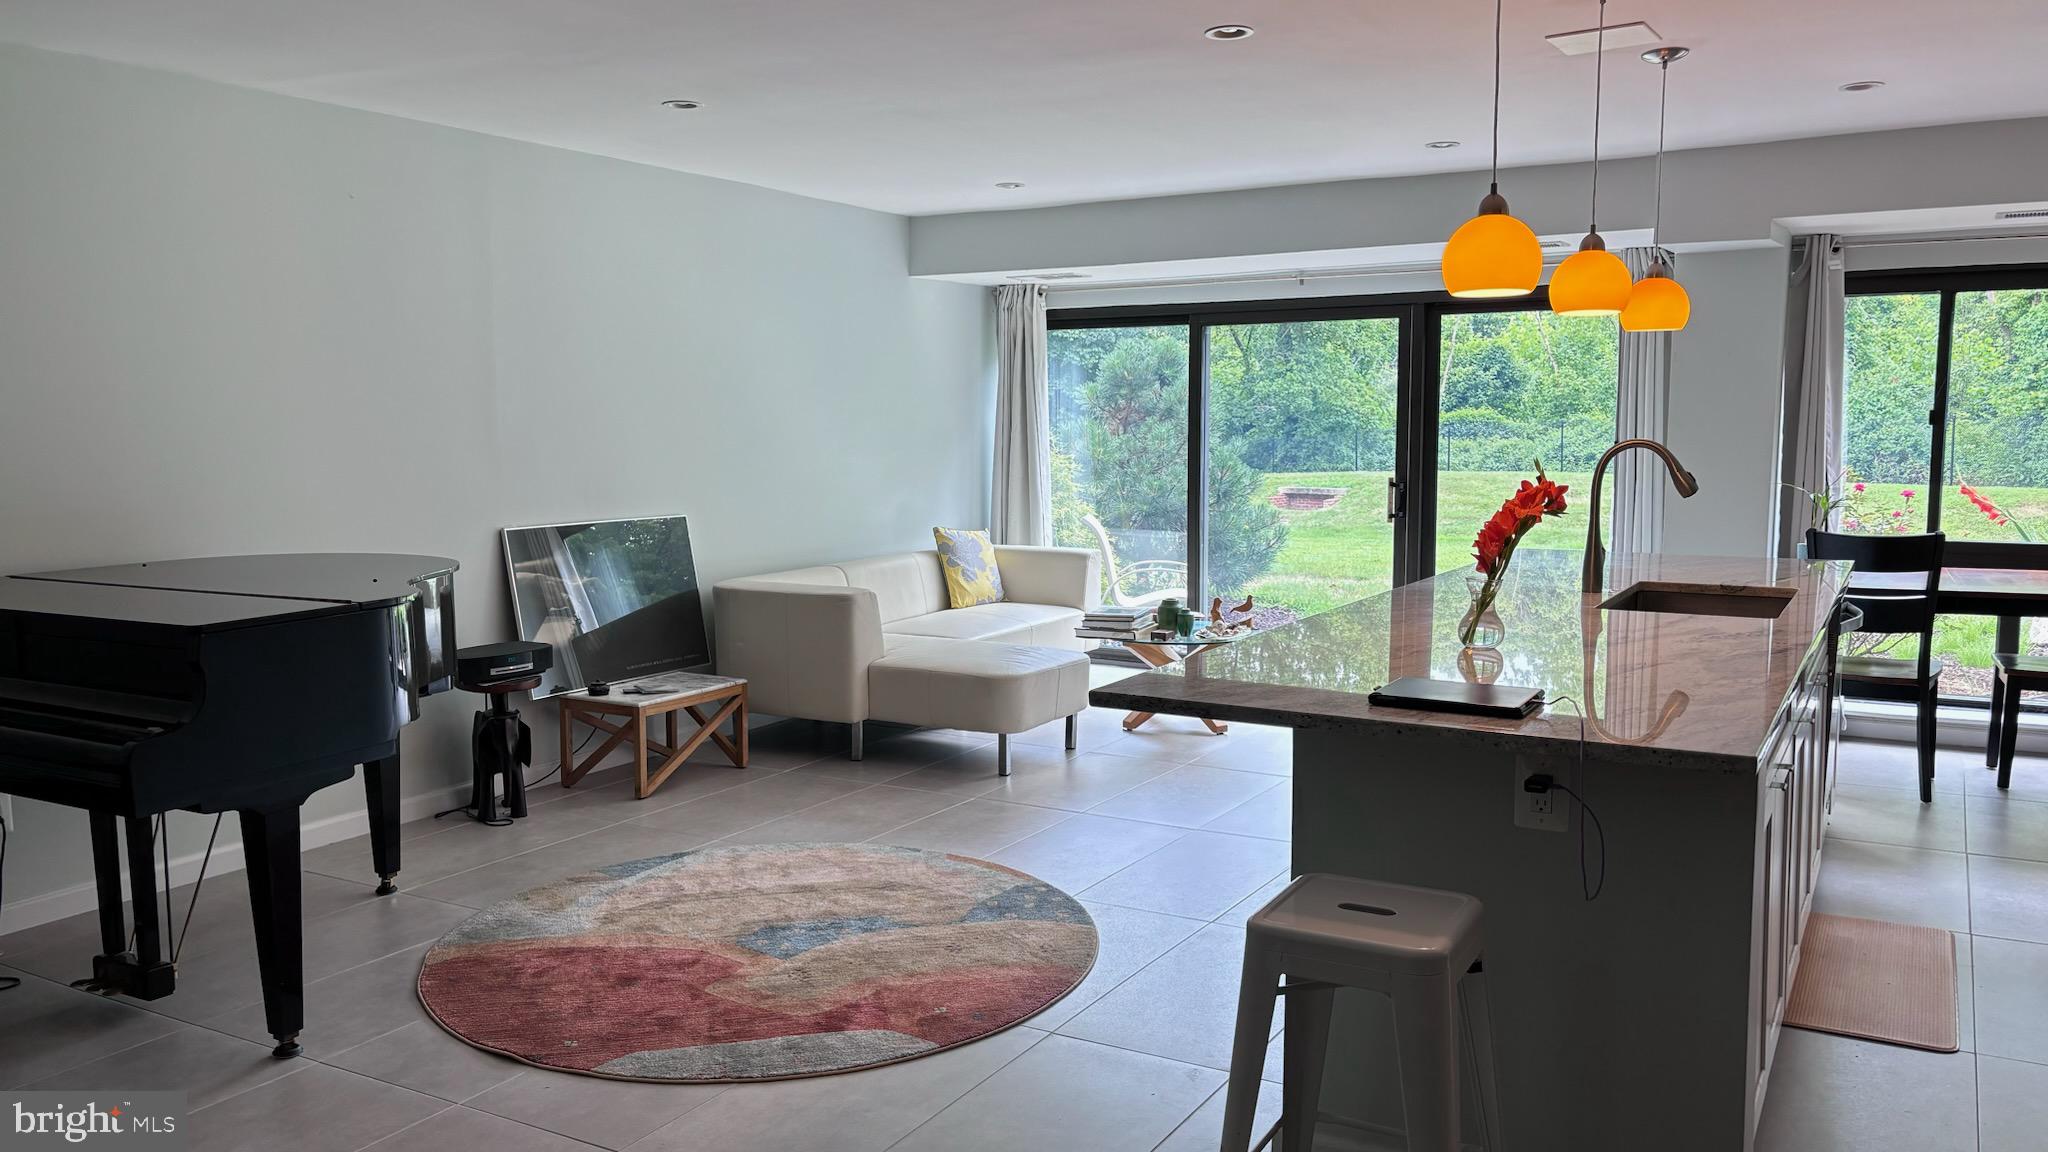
3,689,2045,1151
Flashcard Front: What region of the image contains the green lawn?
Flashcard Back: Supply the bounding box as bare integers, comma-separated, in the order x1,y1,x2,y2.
1236,469,2048,695
1242,469,1599,617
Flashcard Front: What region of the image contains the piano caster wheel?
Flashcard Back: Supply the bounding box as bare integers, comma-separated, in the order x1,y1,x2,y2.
271,1037,303,1060
376,874,398,896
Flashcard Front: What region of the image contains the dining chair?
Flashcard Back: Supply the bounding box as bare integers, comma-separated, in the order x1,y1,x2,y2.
1807,529,1947,803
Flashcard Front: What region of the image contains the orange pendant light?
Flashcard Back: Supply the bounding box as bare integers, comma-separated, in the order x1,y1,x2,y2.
1620,264,1691,330
1551,236,1633,316
1620,46,1693,332
1550,0,1632,317
1441,0,1541,298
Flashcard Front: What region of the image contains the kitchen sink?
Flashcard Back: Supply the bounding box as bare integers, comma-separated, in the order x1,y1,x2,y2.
1599,581,1795,620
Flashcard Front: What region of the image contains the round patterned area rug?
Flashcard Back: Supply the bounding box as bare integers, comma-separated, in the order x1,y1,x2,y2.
416,842,1098,1082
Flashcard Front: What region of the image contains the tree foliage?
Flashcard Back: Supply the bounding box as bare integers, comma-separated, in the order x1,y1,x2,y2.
1845,288,2048,489
1048,310,1622,600
1050,329,1287,595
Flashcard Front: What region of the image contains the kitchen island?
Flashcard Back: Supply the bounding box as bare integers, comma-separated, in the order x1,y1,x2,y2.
1091,552,1852,1152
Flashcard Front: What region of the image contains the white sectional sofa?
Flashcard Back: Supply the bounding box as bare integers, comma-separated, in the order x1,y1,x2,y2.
713,546,1101,775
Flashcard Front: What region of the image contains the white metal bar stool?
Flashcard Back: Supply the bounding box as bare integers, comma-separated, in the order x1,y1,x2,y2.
1219,874,1501,1152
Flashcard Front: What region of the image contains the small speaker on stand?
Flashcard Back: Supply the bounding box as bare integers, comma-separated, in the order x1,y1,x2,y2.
453,641,554,824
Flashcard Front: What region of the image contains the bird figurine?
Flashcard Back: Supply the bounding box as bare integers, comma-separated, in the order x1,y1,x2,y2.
1210,596,1225,624
1232,594,1254,617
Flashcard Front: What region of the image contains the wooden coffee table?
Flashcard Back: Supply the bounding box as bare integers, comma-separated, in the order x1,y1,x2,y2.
559,673,748,799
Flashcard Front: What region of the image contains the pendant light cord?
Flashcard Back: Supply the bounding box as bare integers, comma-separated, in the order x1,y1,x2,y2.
1652,56,1670,252
1588,0,1607,233
1490,0,1503,190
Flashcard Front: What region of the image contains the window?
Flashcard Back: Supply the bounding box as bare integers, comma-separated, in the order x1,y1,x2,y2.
1048,324,1190,609
1205,317,1402,621
1841,266,2048,702
1840,292,1938,536
1047,293,1618,636
1433,309,1617,575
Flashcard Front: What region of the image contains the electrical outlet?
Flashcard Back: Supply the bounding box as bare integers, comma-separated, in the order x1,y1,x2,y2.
1513,760,1568,832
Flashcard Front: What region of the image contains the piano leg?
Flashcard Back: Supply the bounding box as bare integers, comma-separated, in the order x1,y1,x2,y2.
124,816,165,971
240,805,306,1059
85,814,177,999
88,813,126,956
362,755,402,895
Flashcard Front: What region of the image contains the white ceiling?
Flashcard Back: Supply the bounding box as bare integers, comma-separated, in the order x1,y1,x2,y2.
1,0,2043,216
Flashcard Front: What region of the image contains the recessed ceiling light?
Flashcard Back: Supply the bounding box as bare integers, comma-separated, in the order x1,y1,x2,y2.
1204,25,1255,41
1425,140,1462,150
1838,80,1885,92
995,182,1026,189
660,98,701,110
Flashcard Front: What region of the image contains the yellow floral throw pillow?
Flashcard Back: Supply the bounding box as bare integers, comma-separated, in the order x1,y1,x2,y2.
933,527,1005,608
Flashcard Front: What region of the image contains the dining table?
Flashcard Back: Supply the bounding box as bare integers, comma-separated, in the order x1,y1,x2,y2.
1847,566,2048,657
1847,566,2048,761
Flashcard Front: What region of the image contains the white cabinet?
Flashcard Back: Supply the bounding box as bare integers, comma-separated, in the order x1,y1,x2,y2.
1750,640,1833,1125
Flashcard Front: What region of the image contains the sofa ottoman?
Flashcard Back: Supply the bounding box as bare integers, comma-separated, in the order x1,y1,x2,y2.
867,639,1092,775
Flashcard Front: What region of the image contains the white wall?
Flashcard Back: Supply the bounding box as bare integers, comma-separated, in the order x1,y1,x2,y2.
1845,236,2048,272
1663,248,1794,556
0,43,992,931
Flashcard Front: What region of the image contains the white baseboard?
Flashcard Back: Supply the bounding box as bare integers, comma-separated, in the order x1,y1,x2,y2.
1843,699,2048,755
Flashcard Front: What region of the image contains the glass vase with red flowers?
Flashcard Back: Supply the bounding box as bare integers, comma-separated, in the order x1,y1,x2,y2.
1461,461,1571,649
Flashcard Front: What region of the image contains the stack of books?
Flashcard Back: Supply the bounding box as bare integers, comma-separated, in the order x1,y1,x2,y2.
1077,606,1156,640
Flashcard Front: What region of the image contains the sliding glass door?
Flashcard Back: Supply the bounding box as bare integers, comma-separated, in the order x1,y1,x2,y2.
1204,316,1403,625
1048,293,1615,624
1048,324,1190,609
1432,308,1618,575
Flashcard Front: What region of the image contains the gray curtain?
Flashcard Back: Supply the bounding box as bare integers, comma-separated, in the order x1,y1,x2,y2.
991,283,1051,545
1611,248,1675,557
1775,235,1845,555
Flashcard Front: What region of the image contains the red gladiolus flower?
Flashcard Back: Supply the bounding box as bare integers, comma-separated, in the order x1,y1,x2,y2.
1470,462,1570,575
1901,489,1917,500
1853,482,1866,493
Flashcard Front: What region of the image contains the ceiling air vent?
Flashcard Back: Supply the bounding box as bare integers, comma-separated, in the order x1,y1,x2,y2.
1008,271,1092,281
1546,21,1660,55
1539,240,1573,250
1994,209,2048,221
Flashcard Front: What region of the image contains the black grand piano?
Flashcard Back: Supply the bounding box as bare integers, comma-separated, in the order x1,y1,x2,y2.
0,553,458,1058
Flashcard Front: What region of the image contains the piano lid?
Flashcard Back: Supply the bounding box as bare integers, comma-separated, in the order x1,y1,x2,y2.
2,553,461,632
0,577,350,630
15,553,460,608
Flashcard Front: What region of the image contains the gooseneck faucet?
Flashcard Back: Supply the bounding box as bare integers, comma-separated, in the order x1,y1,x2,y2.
1583,438,1701,592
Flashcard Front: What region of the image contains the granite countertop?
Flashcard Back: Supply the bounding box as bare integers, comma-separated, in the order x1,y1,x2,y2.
1090,551,1852,771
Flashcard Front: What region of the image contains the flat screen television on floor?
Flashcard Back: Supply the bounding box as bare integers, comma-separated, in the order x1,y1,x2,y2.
501,515,710,698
